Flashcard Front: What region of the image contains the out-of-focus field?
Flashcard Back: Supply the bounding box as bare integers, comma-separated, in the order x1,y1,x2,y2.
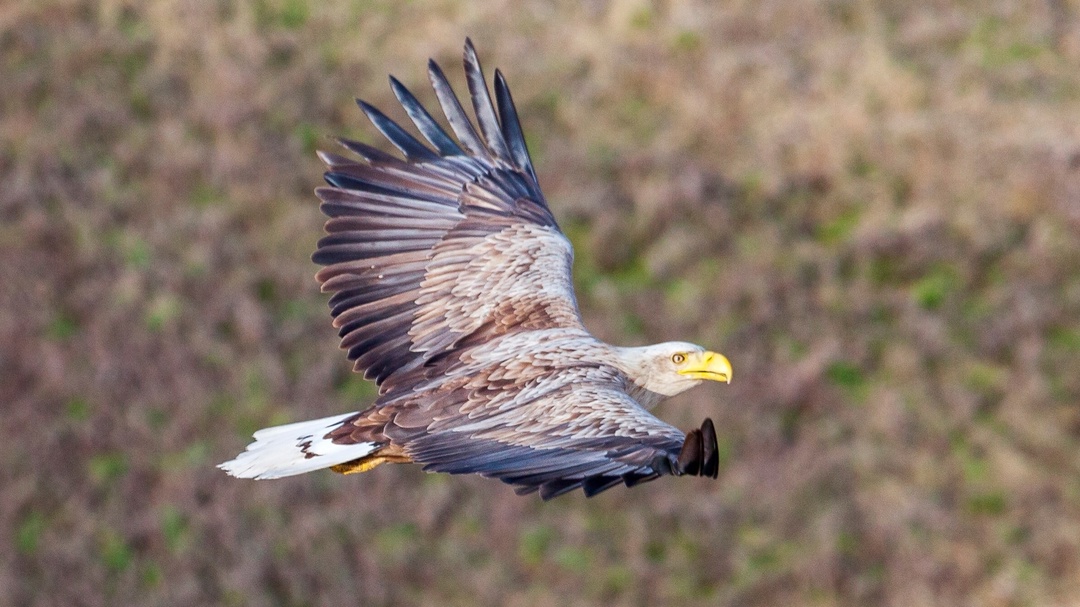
3,1,1080,605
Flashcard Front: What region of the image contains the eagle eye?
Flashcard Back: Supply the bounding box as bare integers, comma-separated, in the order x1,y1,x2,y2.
671,353,686,365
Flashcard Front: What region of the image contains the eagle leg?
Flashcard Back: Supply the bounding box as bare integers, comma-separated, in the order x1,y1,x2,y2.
330,448,412,475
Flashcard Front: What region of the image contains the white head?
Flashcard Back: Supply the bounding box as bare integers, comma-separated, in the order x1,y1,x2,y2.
613,341,732,399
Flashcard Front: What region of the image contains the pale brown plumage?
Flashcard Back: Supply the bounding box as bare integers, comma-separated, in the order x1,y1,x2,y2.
219,40,731,499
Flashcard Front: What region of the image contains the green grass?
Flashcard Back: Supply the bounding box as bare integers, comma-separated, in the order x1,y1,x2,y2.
16,512,47,556
519,525,555,566
88,453,129,486
160,506,190,554
911,265,958,310
45,311,79,341
100,530,135,574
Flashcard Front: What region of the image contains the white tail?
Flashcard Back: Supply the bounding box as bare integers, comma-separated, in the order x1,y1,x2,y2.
218,412,380,479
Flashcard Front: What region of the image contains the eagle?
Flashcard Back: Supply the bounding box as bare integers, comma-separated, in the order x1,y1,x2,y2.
219,40,733,499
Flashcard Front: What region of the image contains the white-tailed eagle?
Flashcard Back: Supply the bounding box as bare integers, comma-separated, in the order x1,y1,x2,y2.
220,40,733,499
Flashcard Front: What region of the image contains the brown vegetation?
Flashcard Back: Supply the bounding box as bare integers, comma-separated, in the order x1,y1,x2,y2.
3,1,1080,605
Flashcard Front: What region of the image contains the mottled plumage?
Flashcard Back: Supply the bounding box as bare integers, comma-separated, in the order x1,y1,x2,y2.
220,40,732,499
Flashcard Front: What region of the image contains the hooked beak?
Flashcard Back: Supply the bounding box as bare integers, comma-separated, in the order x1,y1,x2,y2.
677,351,732,384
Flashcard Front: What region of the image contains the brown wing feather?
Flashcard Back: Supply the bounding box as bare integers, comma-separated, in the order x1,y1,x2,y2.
313,44,583,391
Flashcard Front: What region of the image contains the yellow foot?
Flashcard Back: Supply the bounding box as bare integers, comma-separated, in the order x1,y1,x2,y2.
330,452,411,475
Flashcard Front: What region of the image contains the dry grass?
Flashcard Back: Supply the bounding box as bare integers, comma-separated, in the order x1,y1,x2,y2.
3,0,1080,605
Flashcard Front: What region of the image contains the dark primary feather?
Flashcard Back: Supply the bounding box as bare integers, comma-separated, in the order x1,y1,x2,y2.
494,69,539,190
699,418,720,478
674,419,720,479
389,75,465,157
462,38,514,163
356,100,440,161
427,59,490,160
335,137,398,163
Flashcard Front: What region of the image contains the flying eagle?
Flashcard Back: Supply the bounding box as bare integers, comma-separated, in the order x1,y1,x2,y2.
219,40,733,499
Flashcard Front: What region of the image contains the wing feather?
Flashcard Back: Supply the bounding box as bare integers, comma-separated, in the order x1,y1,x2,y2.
314,43,580,390
494,69,540,190
334,137,399,163
462,38,513,164
427,59,492,160
355,99,439,161
389,75,465,157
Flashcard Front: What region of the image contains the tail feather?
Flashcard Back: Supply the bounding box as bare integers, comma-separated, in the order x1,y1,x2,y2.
218,412,381,480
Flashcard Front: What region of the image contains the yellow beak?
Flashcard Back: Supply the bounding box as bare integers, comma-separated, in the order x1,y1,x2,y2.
677,351,732,384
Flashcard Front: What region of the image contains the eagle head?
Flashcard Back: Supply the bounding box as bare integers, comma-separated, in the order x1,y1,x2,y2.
614,341,732,400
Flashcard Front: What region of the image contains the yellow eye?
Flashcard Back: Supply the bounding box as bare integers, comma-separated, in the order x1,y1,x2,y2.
672,353,686,365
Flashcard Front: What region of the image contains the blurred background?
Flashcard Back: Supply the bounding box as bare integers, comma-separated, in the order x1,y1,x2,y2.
3,0,1080,605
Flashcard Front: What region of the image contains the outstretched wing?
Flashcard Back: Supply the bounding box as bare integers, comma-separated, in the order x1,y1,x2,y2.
329,365,721,499
313,40,583,393
407,390,722,499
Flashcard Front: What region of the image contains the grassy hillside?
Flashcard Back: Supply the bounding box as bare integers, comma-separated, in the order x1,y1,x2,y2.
3,1,1079,605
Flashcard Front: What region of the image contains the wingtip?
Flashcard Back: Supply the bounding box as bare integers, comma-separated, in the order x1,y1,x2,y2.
463,38,481,73
677,429,703,476
700,418,719,479
354,97,439,161
673,418,722,479
333,136,397,163
354,98,375,114
427,57,443,76
458,38,514,163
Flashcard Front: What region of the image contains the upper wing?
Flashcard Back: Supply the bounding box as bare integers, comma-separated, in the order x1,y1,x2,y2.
313,40,584,392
